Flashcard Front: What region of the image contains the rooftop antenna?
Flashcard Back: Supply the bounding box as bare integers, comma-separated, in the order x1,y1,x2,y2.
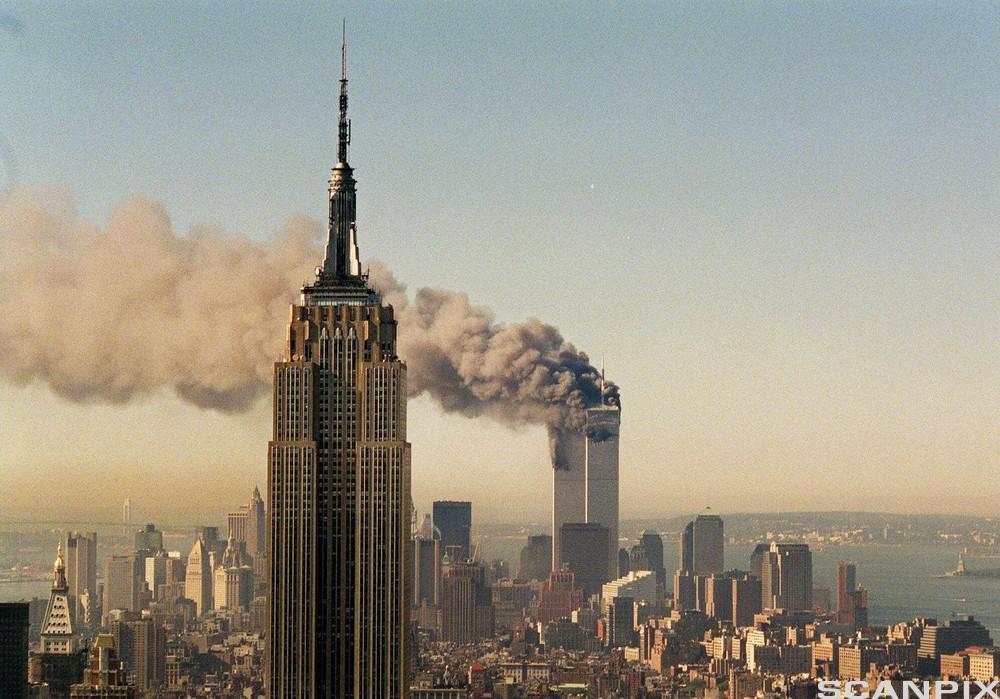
337,19,350,164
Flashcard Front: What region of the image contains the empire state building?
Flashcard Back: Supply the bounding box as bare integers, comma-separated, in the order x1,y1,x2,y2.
267,39,410,698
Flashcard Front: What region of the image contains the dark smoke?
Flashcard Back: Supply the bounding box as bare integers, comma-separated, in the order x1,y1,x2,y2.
0,189,619,457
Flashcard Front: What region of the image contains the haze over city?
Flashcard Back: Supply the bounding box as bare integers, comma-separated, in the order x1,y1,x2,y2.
1,2,998,523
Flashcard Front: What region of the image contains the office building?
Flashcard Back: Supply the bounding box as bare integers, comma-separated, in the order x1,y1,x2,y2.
760,543,813,612
69,635,134,698
537,570,585,624
412,514,441,607
691,512,724,574
228,486,266,561
1,603,30,699
673,570,696,611
606,596,635,648
732,574,763,627
518,534,552,582
103,556,142,621
267,40,410,697
40,544,77,655
917,616,993,659
559,522,610,598
184,537,212,617
441,562,494,644
839,643,889,680
491,579,533,630
969,649,1000,682
193,526,224,563
65,532,97,628
213,538,253,611
618,547,630,577
602,571,656,615
749,543,769,580
627,543,651,574
679,522,694,572
143,552,168,604
704,573,734,623
552,404,622,577
133,525,162,554
433,501,472,562
836,561,869,628
640,530,665,588
111,617,165,691
34,549,86,699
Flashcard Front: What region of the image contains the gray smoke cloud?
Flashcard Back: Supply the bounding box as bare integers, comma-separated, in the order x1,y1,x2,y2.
0,189,619,449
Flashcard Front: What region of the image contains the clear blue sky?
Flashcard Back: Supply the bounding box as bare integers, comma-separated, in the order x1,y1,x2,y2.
1,2,998,523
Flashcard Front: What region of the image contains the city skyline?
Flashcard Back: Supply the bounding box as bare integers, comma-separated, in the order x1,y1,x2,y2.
2,3,999,522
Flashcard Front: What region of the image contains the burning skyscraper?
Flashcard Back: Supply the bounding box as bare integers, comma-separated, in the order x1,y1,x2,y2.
552,399,621,582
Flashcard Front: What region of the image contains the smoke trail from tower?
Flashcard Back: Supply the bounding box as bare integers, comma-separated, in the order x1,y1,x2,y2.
0,188,619,452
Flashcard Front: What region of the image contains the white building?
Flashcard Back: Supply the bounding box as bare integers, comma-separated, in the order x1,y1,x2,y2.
601,570,656,614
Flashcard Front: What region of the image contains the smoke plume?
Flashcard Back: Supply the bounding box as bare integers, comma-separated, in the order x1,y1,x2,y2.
0,189,619,447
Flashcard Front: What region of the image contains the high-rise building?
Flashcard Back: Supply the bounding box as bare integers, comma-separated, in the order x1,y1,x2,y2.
266,39,410,698
65,532,97,628
412,514,441,607
491,579,533,630
433,501,472,562
102,556,141,622
559,522,610,598
836,561,868,628
193,526,224,563
917,616,993,659
691,512,724,574
34,549,87,699
228,486,266,561
628,543,651,574
704,573,734,623
551,405,622,577
749,543,769,580
536,570,585,624
673,570,696,610
617,547,631,577
760,542,812,612
213,538,253,611
184,537,212,617
679,521,694,572
70,635,135,698
111,617,165,691
440,561,494,644
606,596,635,648
133,525,162,555
602,571,656,615
518,534,552,582
639,530,665,588
144,552,168,604
0,603,30,699
732,574,763,627
836,561,855,617
40,545,77,655
584,405,621,575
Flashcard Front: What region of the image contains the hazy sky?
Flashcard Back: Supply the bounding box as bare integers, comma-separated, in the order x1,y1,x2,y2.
1,2,997,524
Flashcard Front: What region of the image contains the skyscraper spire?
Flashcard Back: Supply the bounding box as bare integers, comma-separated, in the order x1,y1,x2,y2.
315,20,364,288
